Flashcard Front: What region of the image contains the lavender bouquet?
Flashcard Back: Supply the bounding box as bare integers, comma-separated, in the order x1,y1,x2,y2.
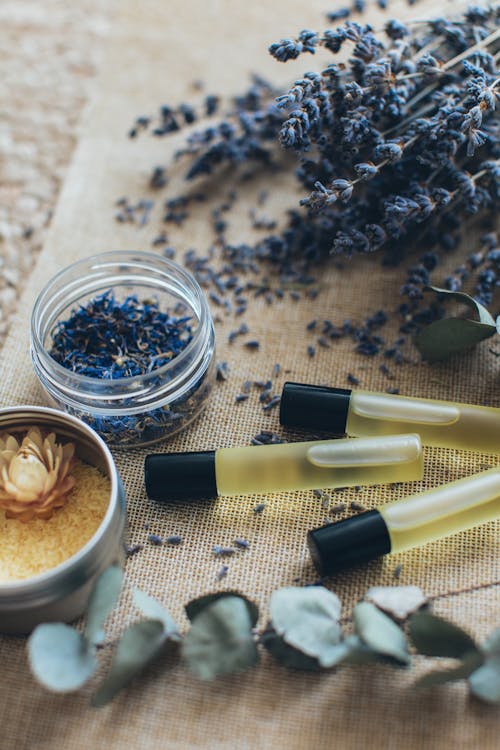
132,5,500,359
138,5,499,261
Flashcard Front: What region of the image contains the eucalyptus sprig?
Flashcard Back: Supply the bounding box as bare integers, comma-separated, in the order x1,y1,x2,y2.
26,568,500,706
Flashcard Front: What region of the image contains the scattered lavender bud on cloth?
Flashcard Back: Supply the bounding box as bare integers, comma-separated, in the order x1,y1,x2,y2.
125,544,143,558
234,538,250,549
349,501,367,512
166,535,183,546
253,503,267,514
216,565,229,581
148,534,163,546
213,545,236,557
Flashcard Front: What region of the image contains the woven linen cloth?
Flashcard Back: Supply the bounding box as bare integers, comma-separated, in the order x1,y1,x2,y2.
1,1,500,748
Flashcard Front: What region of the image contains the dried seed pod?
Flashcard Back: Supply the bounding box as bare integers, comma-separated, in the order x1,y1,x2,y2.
0,427,75,522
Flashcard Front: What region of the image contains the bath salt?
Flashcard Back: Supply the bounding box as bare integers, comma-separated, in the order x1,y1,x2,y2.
0,460,110,582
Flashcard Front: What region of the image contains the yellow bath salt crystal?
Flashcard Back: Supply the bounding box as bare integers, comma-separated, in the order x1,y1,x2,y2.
0,460,111,583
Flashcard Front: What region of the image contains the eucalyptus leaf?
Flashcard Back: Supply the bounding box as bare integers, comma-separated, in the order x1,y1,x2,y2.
265,630,379,670
318,639,360,668
340,634,387,666
269,587,342,665
415,318,497,362
483,627,500,656
409,611,479,658
84,565,123,646
132,588,180,638
416,650,484,688
354,602,410,665
365,586,427,622
28,623,97,693
261,628,322,671
185,590,259,628
183,595,258,680
469,657,500,703
425,286,496,326
92,619,169,707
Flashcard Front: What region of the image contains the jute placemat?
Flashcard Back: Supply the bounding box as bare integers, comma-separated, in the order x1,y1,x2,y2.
1,1,499,748
0,0,113,348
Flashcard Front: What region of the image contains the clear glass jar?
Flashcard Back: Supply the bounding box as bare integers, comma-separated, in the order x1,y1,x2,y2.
31,251,216,448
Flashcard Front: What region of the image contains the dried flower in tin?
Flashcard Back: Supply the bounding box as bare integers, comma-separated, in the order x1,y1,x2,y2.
0,427,75,522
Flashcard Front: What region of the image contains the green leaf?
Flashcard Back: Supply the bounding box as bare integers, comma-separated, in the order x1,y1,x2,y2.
469,657,500,703
269,586,342,667
92,620,169,707
132,588,180,638
183,595,258,680
261,629,322,671
415,318,496,362
185,591,258,628
263,628,379,671
365,586,427,622
84,565,123,646
318,639,359,668
409,611,479,658
354,602,410,665
28,623,97,692
416,286,497,362
416,650,484,688
483,627,500,656
425,287,496,326
340,634,387,666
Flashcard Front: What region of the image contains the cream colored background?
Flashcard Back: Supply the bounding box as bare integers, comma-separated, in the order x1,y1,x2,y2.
1,1,500,748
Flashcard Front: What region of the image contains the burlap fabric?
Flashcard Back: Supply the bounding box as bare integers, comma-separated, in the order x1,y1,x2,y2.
1,1,500,747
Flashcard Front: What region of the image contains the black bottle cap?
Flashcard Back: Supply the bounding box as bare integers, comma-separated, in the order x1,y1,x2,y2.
145,451,217,502
280,382,352,435
307,510,391,575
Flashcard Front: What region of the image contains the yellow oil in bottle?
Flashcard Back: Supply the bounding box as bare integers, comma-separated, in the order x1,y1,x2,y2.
215,436,423,496
346,391,500,453
380,467,500,553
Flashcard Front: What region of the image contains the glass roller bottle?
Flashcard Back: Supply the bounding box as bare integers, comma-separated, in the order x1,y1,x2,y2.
308,466,500,575
145,434,423,502
280,382,500,453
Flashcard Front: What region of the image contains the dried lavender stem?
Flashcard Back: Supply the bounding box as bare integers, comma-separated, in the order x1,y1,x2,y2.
397,27,500,122
470,159,500,184
442,27,500,72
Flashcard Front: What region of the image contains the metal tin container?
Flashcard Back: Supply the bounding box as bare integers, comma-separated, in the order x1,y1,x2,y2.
0,406,126,635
